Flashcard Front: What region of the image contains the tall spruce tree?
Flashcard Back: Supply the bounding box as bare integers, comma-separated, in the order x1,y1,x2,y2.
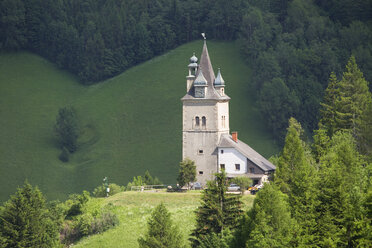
357,101,372,159
319,72,341,137
191,172,243,247
138,203,185,248
319,56,371,139
0,182,60,248
233,183,296,248
275,117,318,247
338,56,371,135
315,132,370,247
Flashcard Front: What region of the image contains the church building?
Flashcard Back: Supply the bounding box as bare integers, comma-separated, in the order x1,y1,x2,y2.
181,39,276,186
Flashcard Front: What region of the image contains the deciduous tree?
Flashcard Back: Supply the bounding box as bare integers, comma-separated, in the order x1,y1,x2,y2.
177,158,196,189
54,106,80,153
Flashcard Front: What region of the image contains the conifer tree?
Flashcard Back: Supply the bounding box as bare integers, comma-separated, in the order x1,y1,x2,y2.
312,123,330,162
319,72,341,137
274,117,318,247
233,183,295,248
0,182,60,248
315,132,370,247
319,57,371,139
138,203,185,248
191,172,243,247
357,101,372,159
338,56,371,135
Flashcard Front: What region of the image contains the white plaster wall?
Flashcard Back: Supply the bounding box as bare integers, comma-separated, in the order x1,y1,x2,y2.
216,101,229,140
218,148,247,174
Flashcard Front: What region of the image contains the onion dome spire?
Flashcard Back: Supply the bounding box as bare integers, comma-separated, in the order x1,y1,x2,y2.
214,68,225,86
190,52,198,63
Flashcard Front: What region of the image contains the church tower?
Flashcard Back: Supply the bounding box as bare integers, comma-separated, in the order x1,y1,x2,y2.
181,39,230,185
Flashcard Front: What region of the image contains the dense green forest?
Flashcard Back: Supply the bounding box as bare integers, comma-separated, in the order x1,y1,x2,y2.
1,0,371,141
0,0,245,83
241,0,372,139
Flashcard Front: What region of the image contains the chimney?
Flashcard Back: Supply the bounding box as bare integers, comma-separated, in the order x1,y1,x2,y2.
232,132,238,142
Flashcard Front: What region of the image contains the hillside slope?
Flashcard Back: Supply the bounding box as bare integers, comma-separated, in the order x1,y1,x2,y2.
0,41,279,201
74,191,255,248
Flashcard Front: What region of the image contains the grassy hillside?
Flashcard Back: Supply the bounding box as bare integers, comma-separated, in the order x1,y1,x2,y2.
0,40,279,201
73,191,255,248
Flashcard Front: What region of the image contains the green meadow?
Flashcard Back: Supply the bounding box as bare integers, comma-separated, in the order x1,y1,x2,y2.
0,41,279,202
74,191,255,248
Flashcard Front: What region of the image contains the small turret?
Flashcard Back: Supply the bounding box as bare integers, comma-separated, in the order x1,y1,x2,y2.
194,68,207,98
214,68,225,96
186,52,198,92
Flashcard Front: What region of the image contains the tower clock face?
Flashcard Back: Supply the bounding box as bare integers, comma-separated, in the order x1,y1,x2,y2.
195,87,205,98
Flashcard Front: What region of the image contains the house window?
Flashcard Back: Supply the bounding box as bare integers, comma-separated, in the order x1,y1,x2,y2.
221,88,224,96
220,164,225,170
221,149,224,154
202,116,206,127
250,167,255,173
195,116,200,127
198,149,204,155
222,116,225,128
235,164,240,171
199,171,204,175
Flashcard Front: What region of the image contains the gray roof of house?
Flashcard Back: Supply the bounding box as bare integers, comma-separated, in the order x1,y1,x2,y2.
218,134,276,172
182,41,230,101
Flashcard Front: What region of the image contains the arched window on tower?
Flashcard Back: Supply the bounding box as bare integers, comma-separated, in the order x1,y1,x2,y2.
202,116,206,127
195,116,200,127
222,116,226,128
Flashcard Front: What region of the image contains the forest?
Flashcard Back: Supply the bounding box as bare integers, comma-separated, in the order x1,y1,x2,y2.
1,0,371,141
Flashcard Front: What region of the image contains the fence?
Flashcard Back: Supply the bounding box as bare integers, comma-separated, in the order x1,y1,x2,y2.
130,185,167,191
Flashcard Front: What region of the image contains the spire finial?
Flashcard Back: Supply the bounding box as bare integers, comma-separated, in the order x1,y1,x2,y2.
201,33,206,45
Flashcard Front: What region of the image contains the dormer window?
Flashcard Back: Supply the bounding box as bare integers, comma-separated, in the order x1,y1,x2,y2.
195,116,200,127
221,88,224,96
202,116,206,127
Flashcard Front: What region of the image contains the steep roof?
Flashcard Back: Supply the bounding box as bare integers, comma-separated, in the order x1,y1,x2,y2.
218,134,276,172
182,41,230,101
199,40,215,85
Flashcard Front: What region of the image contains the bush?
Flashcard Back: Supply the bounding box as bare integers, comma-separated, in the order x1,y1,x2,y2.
231,177,253,194
125,171,163,191
91,211,119,234
65,191,90,218
93,183,124,197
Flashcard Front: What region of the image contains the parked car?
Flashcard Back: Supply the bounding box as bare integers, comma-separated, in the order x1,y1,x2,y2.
192,182,202,190
228,183,240,191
